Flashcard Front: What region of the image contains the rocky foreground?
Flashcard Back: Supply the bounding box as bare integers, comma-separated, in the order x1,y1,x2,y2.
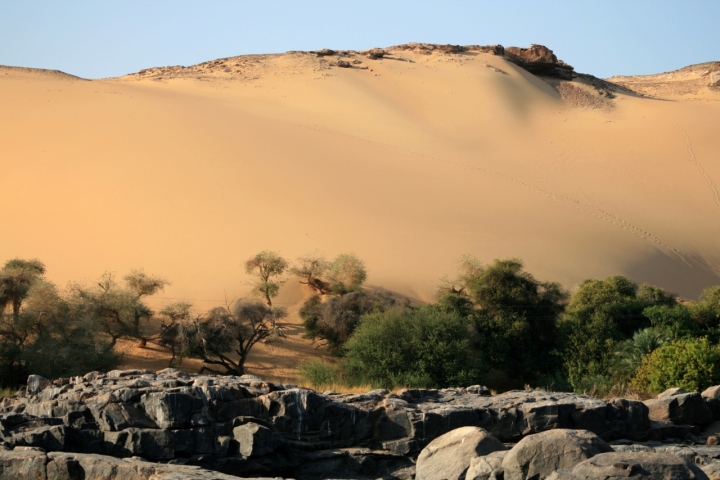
2,370,720,479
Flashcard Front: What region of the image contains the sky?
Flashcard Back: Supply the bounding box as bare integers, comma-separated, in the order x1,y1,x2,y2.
1,0,719,79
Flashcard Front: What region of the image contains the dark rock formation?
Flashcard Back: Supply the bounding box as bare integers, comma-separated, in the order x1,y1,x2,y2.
467,45,505,56
0,449,274,480
315,48,336,57
644,391,713,427
364,48,387,59
504,44,575,79
1,370,719,478
389,43,573,79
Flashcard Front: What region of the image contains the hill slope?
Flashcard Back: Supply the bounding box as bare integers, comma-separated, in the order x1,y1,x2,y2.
2,44,720,311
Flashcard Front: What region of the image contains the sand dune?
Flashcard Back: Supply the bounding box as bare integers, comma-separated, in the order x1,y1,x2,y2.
2,47,720,310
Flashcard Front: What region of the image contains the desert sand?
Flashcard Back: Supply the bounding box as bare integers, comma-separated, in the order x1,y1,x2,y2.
2,46,720,380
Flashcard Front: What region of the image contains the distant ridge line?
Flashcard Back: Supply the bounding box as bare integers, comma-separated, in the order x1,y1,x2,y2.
0,65,87,81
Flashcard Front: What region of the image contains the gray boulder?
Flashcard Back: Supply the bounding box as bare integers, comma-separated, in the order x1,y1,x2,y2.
97,402,158,431
502,429,614,480
26,375,51,396
702,462,720,480
644,392,713,426
570,451,709,480
703,386,720,419
658,388,688,399
264,388,325,436
466,450,508,480
141,391,197,429
0,450,46,479
416,426,506,480
103,428,174,461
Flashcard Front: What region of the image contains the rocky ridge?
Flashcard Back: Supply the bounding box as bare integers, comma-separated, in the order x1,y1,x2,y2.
125,43,578,81
2,370,720,479
609,61,720,97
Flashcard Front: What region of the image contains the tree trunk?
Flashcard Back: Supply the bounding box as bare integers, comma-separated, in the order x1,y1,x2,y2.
12,299,21,324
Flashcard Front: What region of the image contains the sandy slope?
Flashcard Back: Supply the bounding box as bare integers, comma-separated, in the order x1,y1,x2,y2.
2,47,720,379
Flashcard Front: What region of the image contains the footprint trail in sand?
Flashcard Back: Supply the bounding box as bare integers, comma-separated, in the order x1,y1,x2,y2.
679,123,720,210
303,123,692,263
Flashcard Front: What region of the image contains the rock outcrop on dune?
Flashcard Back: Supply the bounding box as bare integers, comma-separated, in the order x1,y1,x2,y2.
503,44,575,79
711,71,720,87
3,371,720,478
126,42,576,81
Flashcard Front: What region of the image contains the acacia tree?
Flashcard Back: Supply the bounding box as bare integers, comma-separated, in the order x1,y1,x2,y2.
437,255,484,298
165,300,273,375
291,254,332,294
327,254,367,294
246,251,288,307
245,251,289,339
157,301,194,367
292,253,368,295
0,259,46,323
74,270,168,347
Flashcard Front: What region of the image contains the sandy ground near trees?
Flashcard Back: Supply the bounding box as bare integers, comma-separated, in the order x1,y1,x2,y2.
2,48,720,383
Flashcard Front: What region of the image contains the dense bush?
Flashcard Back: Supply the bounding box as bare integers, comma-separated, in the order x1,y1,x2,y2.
643,304,698,339
0,263,122,385
440,258,567,382
610,328,667,380
341,306,486,389
300,289,405,353
298,359,339,387
559,276,677,390
631,337,720,393
691,286,720,338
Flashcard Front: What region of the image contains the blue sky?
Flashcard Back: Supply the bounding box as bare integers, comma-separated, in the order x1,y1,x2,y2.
1,0,718,79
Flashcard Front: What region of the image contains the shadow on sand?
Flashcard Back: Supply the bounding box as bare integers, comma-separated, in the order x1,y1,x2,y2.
620,249,720,299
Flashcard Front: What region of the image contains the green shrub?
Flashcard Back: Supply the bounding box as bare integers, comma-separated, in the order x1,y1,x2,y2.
341,306,486,389
631,337,720,393
298,359,339,388
610,328,667,380
573,374,614,395
643,305,697,339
